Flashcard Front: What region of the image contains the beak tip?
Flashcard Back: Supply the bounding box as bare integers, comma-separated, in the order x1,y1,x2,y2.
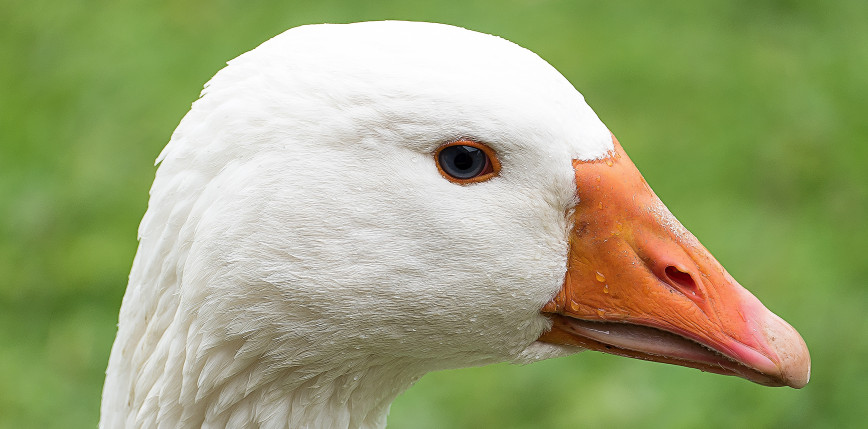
781,335,811,389
762,312,811,389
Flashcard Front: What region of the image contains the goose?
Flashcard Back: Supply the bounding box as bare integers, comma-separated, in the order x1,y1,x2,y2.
100,21,810,428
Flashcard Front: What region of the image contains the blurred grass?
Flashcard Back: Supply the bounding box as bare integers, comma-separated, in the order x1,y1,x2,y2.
1,0,866,428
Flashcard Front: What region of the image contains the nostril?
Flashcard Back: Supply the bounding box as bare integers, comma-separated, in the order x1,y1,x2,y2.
664,265,697,293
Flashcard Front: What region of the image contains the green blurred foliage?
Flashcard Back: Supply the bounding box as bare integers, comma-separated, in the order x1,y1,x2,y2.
1,0,866,427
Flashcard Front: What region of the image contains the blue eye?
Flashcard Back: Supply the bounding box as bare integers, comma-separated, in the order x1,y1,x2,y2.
435,141,499,183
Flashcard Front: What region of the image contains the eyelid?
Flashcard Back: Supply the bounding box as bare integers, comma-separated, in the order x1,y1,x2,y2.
433,140,501,184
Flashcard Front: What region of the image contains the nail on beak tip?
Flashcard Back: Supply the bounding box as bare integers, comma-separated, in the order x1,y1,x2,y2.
761,311,811,388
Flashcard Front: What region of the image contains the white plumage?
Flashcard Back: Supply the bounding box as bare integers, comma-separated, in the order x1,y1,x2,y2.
101,21,809,429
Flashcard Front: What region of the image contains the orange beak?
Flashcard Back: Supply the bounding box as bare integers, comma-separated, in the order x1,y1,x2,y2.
539,135,810,388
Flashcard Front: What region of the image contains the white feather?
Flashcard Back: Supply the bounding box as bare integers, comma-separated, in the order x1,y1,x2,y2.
102,21,612,428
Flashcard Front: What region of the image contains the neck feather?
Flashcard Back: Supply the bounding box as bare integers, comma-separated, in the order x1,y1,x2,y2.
100,175,424,429
101,265,423,429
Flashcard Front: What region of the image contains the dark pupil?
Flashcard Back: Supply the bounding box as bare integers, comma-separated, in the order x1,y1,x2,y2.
453,151,475,171
440,145,487,179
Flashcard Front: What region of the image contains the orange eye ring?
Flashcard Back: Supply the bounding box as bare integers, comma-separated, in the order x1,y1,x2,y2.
434,140,501,184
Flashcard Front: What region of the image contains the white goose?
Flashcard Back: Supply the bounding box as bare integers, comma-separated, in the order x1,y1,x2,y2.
101,21,810,428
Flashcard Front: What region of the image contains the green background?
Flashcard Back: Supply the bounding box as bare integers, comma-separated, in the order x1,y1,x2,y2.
2,0,866,427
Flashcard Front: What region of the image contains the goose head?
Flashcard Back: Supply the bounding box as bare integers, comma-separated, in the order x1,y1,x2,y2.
102,21,810,428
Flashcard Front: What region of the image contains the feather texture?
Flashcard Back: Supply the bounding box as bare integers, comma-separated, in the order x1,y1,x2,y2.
102,21,613,428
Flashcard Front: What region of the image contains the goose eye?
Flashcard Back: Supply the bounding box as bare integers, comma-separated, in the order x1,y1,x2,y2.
434,141,500,183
